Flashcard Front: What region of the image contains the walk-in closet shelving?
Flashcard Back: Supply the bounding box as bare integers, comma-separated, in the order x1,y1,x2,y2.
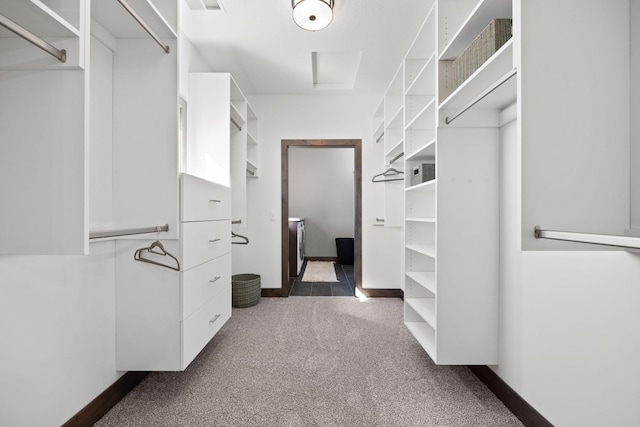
402,2,437,363
369,0,509,364
246,104,259,178
90,0,179,242
0,0,85,68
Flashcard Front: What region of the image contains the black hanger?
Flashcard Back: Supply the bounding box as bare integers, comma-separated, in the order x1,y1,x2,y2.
372,167,404,183
134,241,180,271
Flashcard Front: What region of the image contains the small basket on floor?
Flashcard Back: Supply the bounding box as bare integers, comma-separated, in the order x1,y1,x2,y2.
232,274,261,308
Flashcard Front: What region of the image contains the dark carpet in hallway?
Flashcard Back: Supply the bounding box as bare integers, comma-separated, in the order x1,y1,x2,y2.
95,297,522,426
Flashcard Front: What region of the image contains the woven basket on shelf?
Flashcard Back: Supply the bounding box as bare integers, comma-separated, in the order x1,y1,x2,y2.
231,274,261,308
453,18,513,89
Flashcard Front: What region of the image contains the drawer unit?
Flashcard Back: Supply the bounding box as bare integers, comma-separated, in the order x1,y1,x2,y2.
182,253,231,318
116,173,232,371
182,284,232,367
181,174,231,222
181,220,231,270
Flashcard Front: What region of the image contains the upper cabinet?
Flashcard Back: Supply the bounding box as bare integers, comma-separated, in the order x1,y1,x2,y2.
0,0,179,254
187,72,259,227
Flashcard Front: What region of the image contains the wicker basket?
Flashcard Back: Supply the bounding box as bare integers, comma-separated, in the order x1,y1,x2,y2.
453,18,513,89
232,274,261,308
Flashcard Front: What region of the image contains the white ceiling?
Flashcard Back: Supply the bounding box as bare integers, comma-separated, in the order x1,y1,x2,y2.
180,0,433,97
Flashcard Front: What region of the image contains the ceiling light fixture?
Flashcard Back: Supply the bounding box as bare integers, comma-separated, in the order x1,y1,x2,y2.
292,0,334,31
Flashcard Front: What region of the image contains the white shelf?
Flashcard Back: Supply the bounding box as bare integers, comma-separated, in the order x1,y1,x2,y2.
406,298,437,329
1,0,82,37
230,103,246,130
406,217,436,223
406,271,436,294
406,1,436,59
405,321,436,358
405,53,437,96
406,98,436,131
406,179,436,192
406,244,436,258
440,39,515,111
385,139,404,162
386,104,404,130
439,0,512,60
406,139,436,161
247,132,258,146
92,0,178,39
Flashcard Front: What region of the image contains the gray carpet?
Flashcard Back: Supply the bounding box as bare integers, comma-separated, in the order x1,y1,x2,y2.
96,297,522,426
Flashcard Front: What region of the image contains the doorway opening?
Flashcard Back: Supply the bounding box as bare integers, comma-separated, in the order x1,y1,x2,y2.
280,139,362,297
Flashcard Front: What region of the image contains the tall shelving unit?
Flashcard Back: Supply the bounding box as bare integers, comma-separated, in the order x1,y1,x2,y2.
373,0,516,364
403,2,440,361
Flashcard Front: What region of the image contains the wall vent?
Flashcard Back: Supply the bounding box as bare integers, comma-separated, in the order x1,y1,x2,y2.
185,0,226,11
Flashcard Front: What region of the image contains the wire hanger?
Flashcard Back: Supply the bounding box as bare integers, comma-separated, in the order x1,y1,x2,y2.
372,167,404,183
134,240,180,271
232,231,249,245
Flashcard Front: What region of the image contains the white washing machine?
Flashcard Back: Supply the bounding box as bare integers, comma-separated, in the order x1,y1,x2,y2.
288,218,305,277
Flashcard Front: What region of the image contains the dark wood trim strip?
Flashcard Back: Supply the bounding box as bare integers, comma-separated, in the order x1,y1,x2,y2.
261,288,286,297
304,256,338,262
281,139,362,298
357,288,404,298
468,366,554,427
61,371,149,427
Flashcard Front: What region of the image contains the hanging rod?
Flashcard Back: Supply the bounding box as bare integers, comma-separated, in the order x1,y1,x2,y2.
231,117,242,131
0,13,66,62
376,132,385,143
534,226,640,249
232,219,242,225
246,168,255,176
117,0,170,54
89,224,169,239
445,68,517,125
389,151,404,165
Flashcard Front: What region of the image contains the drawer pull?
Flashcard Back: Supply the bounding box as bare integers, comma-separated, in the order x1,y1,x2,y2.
209,314,221,324
209,238,221,243
209,276,221,284
209,199,221,203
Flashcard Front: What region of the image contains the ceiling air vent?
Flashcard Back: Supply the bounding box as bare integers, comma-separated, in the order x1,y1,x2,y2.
185,0,226,11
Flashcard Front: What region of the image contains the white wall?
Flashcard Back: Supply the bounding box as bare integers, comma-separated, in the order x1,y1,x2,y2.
0,242,121,427
289,147,354,257
498,117,640,426
231,94,403,289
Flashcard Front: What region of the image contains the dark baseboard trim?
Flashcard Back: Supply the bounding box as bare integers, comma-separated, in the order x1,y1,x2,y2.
304,256,338,262
357,287,404,298
261,288,286,297
62,371,149,427
468,366,554,427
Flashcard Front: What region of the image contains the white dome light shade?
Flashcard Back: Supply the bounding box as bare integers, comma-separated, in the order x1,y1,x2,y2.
292,0,334,31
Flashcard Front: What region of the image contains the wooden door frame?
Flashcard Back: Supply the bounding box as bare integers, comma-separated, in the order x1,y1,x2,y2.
274,139,362,297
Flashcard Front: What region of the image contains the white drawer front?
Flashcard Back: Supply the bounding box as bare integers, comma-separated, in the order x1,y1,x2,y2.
182,253,231,319
181,220,231,271
182,284,231,368
181,174,231,222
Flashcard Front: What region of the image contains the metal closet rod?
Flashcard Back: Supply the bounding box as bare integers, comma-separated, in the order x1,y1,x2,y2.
376,132,385,143
534,226,640,249
231,117,242,131
445,67,517,125
389,151,404,164
117,0,170,54
90,224,169,239
0,13,66,62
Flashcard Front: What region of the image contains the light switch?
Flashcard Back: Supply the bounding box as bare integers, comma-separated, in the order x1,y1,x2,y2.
270,211,277,221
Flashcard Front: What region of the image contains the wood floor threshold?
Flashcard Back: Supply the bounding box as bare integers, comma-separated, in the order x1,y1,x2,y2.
61,371,149,427
468,365,554,427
